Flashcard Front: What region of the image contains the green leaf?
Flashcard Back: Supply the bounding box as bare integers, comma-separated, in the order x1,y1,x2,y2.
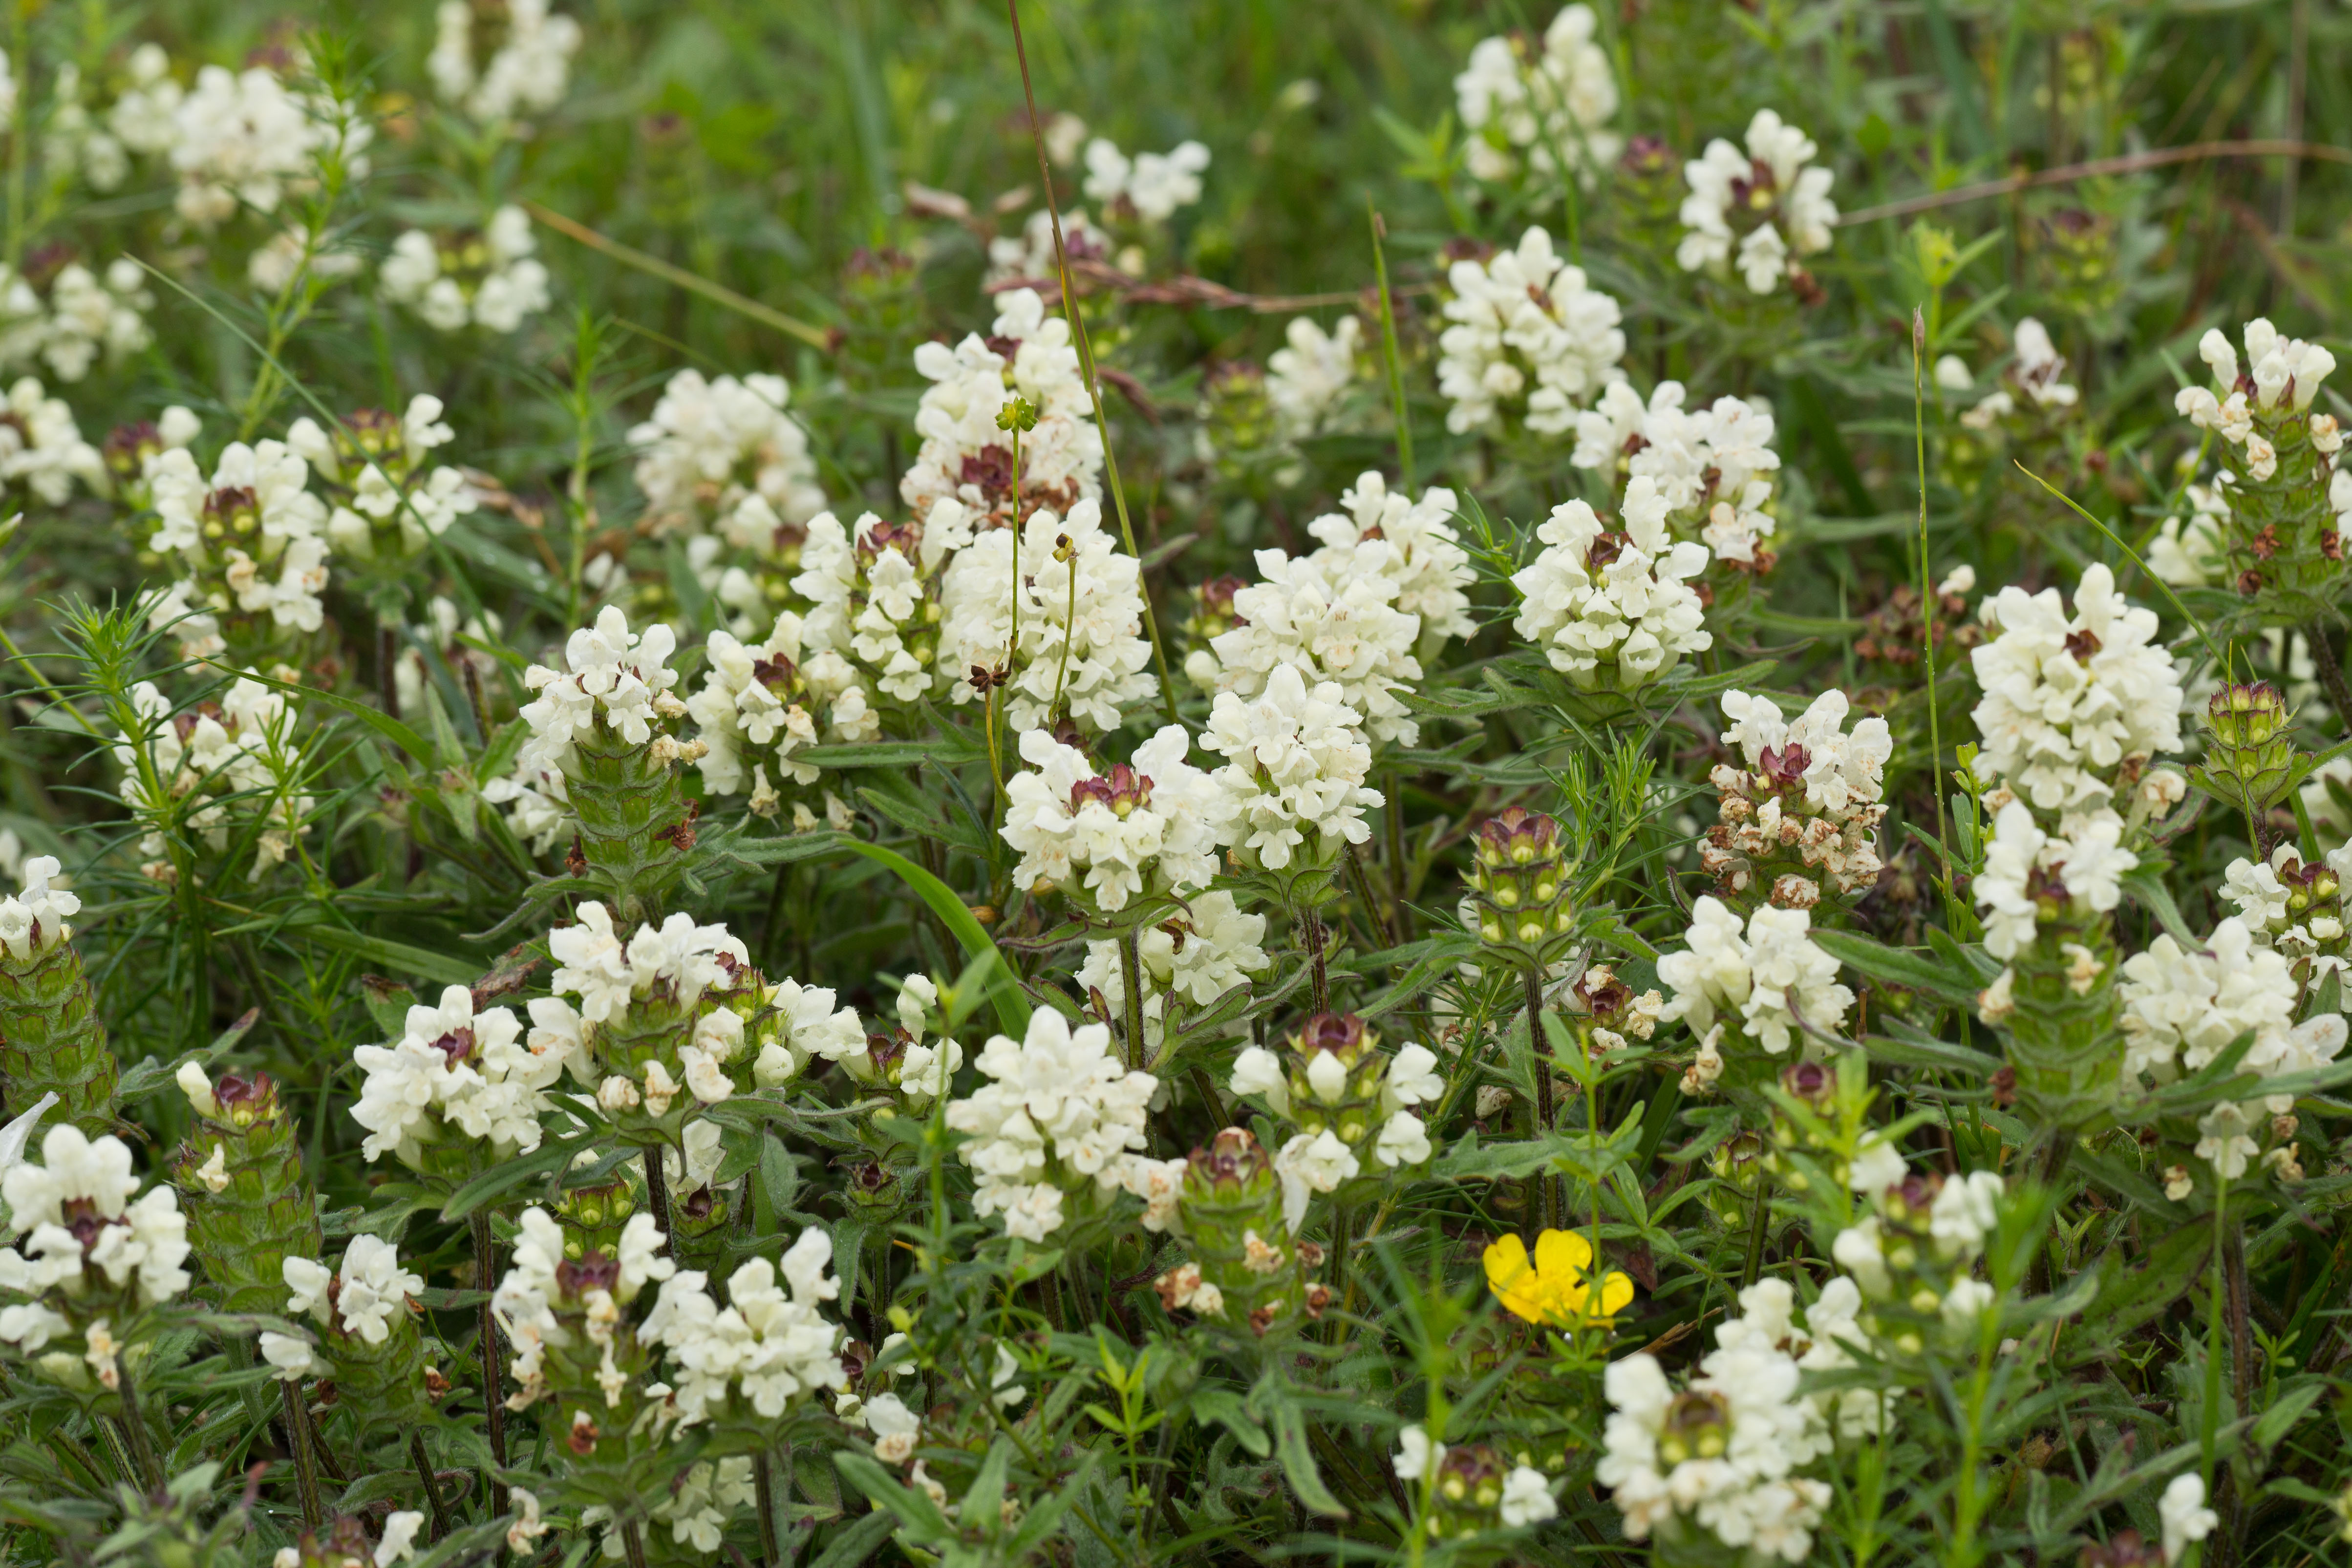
2252,1379,2326,1452
2120,866,2199,946
837,839,1030,1035
299,926,482,986
234,666,436,767
1189,1387,1271,1458
1266,1391,1348,1519
117,1008,261,1101
439,1132,597,1221
1809,929,1984,1006
359,975,419,1041
802,1510,895,1568
832,1452,951,1544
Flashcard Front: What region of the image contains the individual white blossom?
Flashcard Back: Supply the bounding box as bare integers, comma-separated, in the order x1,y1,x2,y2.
1437,226,1625,434
2149,470,2235,588
938,497,1158,733
2159,1473,2217,1564
747,976,868,1086
429,0,583,123
944,1009,1157,1239
0,855,79,961
1077,890,1270,1050
380,206,551,334
1572,380,1785,564
1000,723,1231,910
1658,895,1854,1060
1082,137,1210,224
641,1230,847,1423
0,1126,190,1313
1677,110,1836,294
629,369,823,541
687,614,826,807
1969,564,2183,824
1202,664,1385,872
1454,4,1620,188
1273,1129,1359,1233
1510,479,1711,689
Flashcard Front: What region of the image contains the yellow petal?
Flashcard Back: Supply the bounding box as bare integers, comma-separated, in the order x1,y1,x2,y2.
1483,1235,1547,1323
1532,1229,1593,1283
1600,1270,1634,1316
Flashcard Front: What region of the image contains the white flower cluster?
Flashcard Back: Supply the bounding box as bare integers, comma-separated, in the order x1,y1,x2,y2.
1000,724,1230,911
791,509,941,732
1510,481,1711,689
0,856,78,962
1677,110,1836,294
1659,896,1855,1089
1393,1427,1558,1528
0,258,151,383
0,1127,191,1356
258,1236,425,1379
1082,137,1211,224
2176,319,2342,487
1454,4,1621,187
291,396,479,560
1203,664,1386,872
1830,1167,2004,1330
350,985,576,1166
830,974,962,1107
380,206,551,334
1702,689,1891,907
901,289,1100,527
939,497,1158,732
1308,474,1477,654
0,376,102,504
1953,318,2078,430
1266,316,1362,442
1972,800,2136,972
688,614,827,814
145,432,330,656
167,63,371,229
629,369,823,544
1076,890,1271,1049
944,1009,1158,1241
429,0,583,123
742,975,868,1087
1573,381,1784,565
2118,915,2346,1180
641,1230,847,1423
1598,1280,1854,1561
1437,226,1625,435
518,607,687,776
2222,841,2352,968
1968,564,2184,825
112,676,313,875
1188,546,1424,746
538,901,752,1114
492,1205,673,1409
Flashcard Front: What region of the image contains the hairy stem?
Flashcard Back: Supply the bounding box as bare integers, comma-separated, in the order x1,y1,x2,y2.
644,1143,675,1255
281,1378,323,1529
1525,962,1557,1233
472,1208,510,1468
1118,929,1148,1073
755,1449,781,1568
410,1431,453,1542
2308,620,2352,738
111,1354,164,1493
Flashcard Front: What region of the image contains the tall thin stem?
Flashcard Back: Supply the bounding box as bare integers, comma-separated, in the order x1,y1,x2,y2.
1302,905,1330,1016
1911,309,1950,887
2307,620,2352,738
1524,962,1557,1234
755,1450,782,1568
280,1379,323,1529
1740,1176,1773,1289
1005,0,1178,724
1367,203,1415,493
622,1520,652,1568
1117,929,1148,1073
110,1354,165,1493
472,1208,510,1468
643,1144,675,1255
410,1431,453,1541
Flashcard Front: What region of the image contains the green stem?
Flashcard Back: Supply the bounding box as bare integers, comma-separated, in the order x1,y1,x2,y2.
755,1449,781,1568
280,1378,323,1529
472,1208,509,1469
409,1431,453,1542
111,1355,164,1493
1525,962,1557,1234
1367,203,1415,493
643,1144,675,1256
1740,1175,1773,1289
622,1519,652,1568
1118,929,1148,1073
1911,309,1950,889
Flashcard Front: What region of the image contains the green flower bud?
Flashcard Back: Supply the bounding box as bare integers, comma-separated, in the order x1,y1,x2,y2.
172,1068,323,1316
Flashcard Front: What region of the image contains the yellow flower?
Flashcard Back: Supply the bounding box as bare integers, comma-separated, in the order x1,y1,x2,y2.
1482,1229,1634,1327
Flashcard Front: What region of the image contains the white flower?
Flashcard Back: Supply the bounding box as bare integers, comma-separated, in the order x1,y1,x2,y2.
165,63,370,230
790,509,939,724
2118,917,2300,1081
641,1232,847,1424
900,289,1099,527
0,1127,189,1306
748,976,868,1086
259,1329,326,1381
1082,137,1210,223
1499,1466,1558,1527
375,1510,425,1567
1266,316,1362,441
1928,1170,2004,1261
2195,1102,2260,1180
2159,1473,2217,1564
518,608,684,775
0,376,102,505
2009,318,2079,409
1657,896,1853,1056
1969,564,2183,821
1437,227,1624,434
629,369,822,537
1454,5,1621,189
984,207,1114,286
1973,802,2138,962
863,1390,920,1462
688,615,825,801
937,498,1158,734
1231,1045,1292,1114
1846,1136,1907,1196
351,985,551,1165
1511,481,1711,690
1678,110,1836,293
1077,890,1270,1051
0,855,79,960
1001,724,1231,910
945,1010,1156,1238
1373,1110,1430,1168
333,1235,424,1345
1194,546,1425,746
1202,664,1385,871
1394,1424,1445,1481
430,0,582,123
1574,381,1787,565
1273,1130,1359,1233
380,206,549,334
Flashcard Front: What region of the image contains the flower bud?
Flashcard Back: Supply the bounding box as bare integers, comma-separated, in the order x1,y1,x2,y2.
173,1069,324,1316
2194,682,2300,816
